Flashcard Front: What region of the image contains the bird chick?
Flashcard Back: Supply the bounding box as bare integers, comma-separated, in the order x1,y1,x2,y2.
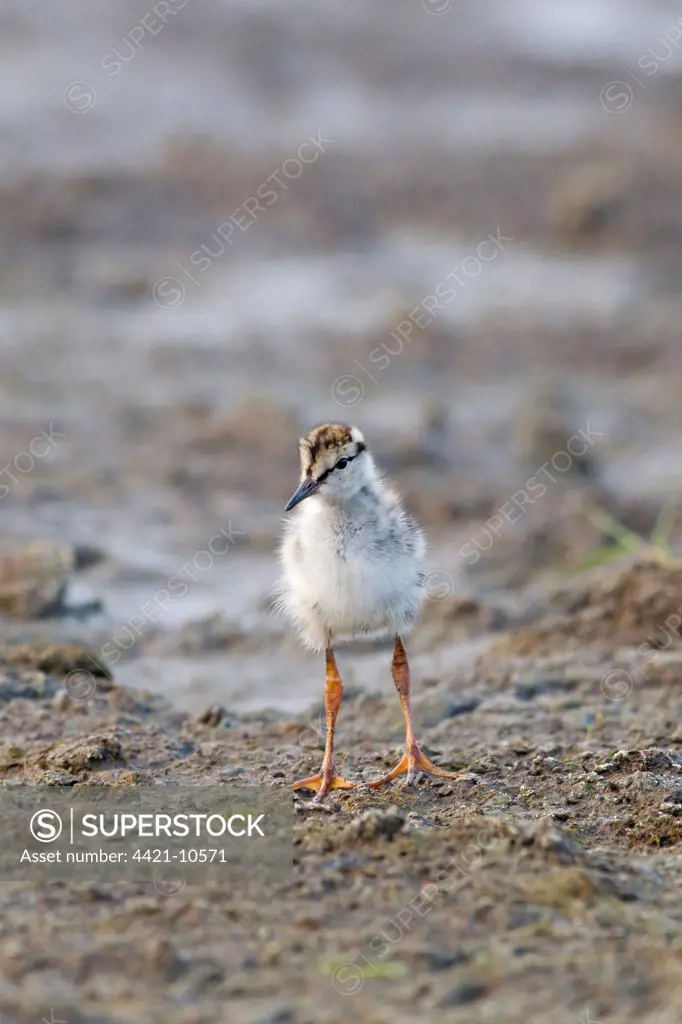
278,422,458,799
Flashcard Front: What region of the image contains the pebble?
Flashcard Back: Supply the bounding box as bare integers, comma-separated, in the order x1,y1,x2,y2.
196,704,235,728
46,734,124,771
443,697,480,718
258,1010,296,1024
344,805,405,841
437,981,487,1007
514,679,574,701
423,948,468,971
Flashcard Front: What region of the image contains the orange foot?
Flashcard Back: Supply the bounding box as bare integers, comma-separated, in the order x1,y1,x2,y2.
368,744,460,788
292,763,355,801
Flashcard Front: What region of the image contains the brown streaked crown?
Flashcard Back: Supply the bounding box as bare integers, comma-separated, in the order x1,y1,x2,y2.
298,423,364,478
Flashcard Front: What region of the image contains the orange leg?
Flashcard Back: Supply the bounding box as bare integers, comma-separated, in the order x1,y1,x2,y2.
292,646,355,801
369,637,459,788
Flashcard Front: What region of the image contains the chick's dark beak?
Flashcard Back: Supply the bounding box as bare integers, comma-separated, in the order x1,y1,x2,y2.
285,477,320,511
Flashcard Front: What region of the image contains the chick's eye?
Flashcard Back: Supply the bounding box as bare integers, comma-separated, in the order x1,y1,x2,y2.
336,457,349,470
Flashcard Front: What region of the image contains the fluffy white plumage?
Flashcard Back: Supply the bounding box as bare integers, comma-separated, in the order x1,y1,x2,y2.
277,425,426,651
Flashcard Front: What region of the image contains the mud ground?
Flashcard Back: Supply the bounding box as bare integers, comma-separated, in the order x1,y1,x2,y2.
0,557,681,1024
1,1,682,1022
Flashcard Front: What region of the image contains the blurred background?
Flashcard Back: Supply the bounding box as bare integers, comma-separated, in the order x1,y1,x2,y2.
2,0,682,714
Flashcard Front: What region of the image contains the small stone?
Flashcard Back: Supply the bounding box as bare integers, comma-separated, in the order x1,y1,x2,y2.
44,734,124,772
514,679,573,701
52,691,71,712
344,805,405,841
548,162,628,241
0,642,112,679
0,540,73,618
324,855,359,871
537,825,582,858
259,1009,296,1024
438,981,487,1007
197,704,235,728
514,819,583,862
642,749,674,772
423,948,468,971
0,675,55,703
443,697,480,718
